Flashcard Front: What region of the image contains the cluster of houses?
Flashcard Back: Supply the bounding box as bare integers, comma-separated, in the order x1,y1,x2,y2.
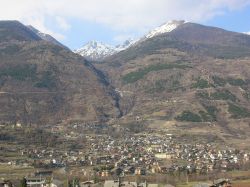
4,131,247,178
0,177,232,187
0,124,242,187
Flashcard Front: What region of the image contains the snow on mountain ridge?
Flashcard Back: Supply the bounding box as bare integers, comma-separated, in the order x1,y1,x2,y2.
75,20,186,61
75,39,137,61
75,41,117,60
146,20,186,39
115,39,137,51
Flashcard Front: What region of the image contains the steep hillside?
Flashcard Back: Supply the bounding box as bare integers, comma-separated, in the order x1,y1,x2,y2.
0,21,41,42
27,25,69,49
105,23,250,66
0,21,121,125
97,22,250,138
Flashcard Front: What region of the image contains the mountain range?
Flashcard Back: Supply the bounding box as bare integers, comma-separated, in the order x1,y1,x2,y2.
75,20,186,61
1,19,250,143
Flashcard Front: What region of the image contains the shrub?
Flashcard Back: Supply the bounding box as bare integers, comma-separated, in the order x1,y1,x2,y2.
228,103,250,119
227,78,247,86
197,91,210,99
0,64,37,81
202,105,218,121
198,90,236,102
147,79,181,93
122,62,190,84
212,76,226,87
212,76,247,87
192,78,211,89
198,111,211,121
211,90,236,102
34,71,56,89
176,111,202,122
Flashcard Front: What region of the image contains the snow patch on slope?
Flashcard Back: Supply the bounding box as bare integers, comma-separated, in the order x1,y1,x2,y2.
146,20,186,39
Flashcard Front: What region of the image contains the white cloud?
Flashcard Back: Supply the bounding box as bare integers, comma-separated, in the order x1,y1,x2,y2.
0,0,250,40
55,17,71,31
24,16,66,40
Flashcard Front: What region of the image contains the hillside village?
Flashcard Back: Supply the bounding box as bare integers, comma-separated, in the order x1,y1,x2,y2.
1,4,250,187
0,123,249,187
0,177,233,187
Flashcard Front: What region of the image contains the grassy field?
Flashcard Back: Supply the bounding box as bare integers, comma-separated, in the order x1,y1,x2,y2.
176,182,207,187
231,179,250,187
0,164,35,179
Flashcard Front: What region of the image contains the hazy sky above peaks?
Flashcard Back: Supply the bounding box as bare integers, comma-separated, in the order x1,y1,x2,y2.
0,0,250,49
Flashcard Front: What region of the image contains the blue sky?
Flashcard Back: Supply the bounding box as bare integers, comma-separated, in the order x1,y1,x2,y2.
205,5,250,33
61,19,146,49
0,0,250,50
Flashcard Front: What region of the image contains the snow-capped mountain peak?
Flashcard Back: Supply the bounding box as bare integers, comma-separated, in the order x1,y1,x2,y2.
146,20,186,39
75,39,137,61
75,20,186,61
74,41,117,61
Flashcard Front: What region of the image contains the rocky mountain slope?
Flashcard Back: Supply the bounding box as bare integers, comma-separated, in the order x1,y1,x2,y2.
0,21,41,42
0,21,121,125
97,22,250,138
27,25,68,49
